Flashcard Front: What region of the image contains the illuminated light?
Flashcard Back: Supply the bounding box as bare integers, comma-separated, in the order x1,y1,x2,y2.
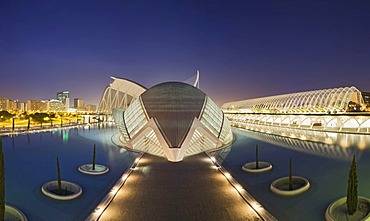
110,187,119,195
252,202,262,210
134,158,140,163
121,174,128,181
224,172,232,179
235,184,244,192
210,157,216,162
95,207,104,215
324,138,333,144
358,140,366,150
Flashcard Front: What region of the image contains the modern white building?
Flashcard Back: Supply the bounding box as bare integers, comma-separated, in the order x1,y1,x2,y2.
98,77,147,114
110,81,233,162
222,86,370,134
222,86,365,114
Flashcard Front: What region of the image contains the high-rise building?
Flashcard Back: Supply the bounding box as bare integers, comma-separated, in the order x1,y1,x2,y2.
14,100,25,112
0,98,11,111
49,99,65,112
26,100,48,112
57,91,70,111
362,92,370,107
74,98,85,111
85,104,97,112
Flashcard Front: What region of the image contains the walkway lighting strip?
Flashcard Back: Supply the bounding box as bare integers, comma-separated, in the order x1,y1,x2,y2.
206,152,277,221
85,153,144,221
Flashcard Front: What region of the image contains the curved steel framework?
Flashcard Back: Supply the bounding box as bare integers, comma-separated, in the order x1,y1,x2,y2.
98,77,146,114
222,86,364,114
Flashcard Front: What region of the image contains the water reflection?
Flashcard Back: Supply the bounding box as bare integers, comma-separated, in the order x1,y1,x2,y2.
235,125,370,161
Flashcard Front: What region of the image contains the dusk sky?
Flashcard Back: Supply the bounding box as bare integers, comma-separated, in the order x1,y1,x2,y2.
1,0,370,106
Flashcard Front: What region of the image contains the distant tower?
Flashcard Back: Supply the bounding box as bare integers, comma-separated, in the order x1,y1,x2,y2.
57,91,70,111
74,98,85,111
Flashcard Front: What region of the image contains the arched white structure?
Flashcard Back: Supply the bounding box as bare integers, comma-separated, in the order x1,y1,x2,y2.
223,86,364,114
223,86,370,134
98,77,146,114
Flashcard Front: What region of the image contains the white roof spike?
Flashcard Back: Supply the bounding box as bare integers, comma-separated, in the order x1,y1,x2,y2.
194,70,200,88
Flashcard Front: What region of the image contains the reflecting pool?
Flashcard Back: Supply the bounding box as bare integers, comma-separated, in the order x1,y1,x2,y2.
222,128,370,221
2,123,138,221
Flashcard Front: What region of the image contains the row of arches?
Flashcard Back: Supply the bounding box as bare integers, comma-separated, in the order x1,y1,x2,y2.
222,86,364,114
227,113,370,134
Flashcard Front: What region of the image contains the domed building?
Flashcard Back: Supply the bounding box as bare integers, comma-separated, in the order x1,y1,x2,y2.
112,81,233,162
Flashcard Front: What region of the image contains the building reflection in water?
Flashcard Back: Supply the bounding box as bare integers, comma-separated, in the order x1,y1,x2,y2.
233,125,370,161
210,124,370,162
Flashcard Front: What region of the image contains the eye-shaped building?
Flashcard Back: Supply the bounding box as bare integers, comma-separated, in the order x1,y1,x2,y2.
111,81,233,162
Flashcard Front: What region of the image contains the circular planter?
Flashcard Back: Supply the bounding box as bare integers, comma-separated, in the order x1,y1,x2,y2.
242,161,272,173
270,176,310,196
5,204,28,221
78,164,109,175
42,180,82,200
325,196,370,221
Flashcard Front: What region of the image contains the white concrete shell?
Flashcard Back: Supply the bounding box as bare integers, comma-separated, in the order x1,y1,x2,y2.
112,82,233,162
98,77,147,114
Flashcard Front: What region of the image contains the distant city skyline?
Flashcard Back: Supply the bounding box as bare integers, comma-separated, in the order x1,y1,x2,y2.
1,1,370,106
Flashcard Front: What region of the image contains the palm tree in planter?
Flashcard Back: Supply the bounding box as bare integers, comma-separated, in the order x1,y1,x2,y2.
255,144,259,169
78,144,109,175
347,155,358,215
289,158,293,190
0,138,27,220
41,157,82,200
325,155,370,220
0,138,5,219
92,144,96,170
270,157,310,196
56,157,62,194
242,144,272,173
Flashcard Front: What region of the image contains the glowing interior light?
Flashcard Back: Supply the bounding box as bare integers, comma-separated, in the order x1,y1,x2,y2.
134,158,140,163
235,184,244,192
95,207,104,214
210,157,216,162
224,172,232,179
121,174,128,181
252,202,262,210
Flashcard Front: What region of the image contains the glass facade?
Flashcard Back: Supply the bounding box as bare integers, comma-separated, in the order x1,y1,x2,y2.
123,98,148,137
186,128,218,156
200,97,223,137
132,129,164,157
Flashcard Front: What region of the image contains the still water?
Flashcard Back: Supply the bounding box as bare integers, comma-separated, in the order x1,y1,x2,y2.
222,128,370,221
2,123,138,221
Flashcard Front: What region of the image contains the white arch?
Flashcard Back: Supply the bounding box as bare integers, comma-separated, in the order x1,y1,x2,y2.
222,86,364,114
98,77,147,114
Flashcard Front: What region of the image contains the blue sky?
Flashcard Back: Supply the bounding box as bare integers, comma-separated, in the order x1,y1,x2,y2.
1,0,370,106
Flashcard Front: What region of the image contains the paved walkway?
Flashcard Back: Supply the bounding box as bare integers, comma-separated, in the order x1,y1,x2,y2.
99,153,261,221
